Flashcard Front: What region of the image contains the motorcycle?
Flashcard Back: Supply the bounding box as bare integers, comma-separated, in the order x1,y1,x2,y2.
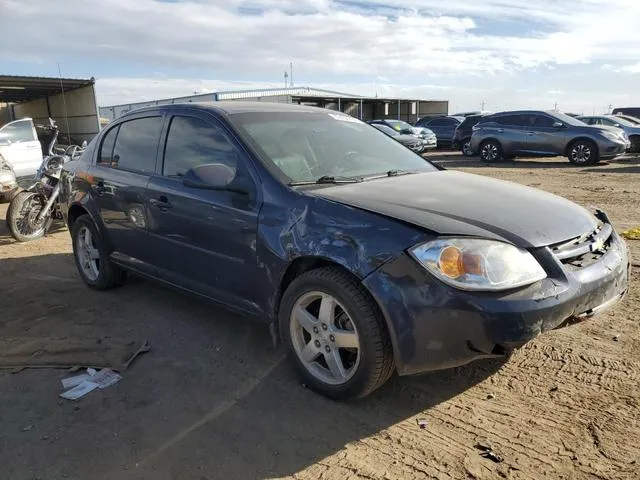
6,118,86,242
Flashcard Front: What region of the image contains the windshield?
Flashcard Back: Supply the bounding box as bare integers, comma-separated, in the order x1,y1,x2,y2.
607,116,635,127
548,111,586,126
229,111,437,183
385,120,414,131
372,124,399,136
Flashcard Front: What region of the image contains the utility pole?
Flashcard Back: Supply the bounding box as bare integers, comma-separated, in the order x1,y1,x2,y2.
290,62,294,87
607,103,613,114
284,71,289,88
553,101,559,111
481,99,486,111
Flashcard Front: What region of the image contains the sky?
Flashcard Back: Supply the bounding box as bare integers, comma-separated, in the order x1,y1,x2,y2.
1,0,640,114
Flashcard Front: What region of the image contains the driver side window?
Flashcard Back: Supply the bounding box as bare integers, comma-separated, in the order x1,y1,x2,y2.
162,116,238,178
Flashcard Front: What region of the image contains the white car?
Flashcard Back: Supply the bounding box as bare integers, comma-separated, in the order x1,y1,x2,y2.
0,118,43,178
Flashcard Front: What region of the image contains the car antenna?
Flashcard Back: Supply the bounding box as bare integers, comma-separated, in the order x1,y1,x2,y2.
58,63,71,145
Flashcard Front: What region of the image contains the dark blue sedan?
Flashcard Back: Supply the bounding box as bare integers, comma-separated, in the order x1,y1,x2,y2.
59,102,629,400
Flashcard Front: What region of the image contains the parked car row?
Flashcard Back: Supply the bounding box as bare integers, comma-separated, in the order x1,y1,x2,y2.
368,119,437,153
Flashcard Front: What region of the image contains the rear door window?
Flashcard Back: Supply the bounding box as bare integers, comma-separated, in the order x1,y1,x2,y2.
530,115,556,128
111,117,163,174
97,125,119,166
495,114,526,127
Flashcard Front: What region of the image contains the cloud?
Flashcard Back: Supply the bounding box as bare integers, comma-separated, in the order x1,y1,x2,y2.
2,0,639,79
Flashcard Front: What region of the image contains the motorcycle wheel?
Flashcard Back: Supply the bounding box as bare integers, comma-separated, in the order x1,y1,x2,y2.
6,191,53,242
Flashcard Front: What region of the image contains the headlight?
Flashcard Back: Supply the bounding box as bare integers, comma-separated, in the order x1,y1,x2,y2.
44,155,63,174
601,130,622,142
409,238,547,291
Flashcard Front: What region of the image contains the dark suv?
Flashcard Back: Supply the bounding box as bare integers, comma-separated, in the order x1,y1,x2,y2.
59,102,629,400
414,116,463,147
470,110,629,165
452,114,484,156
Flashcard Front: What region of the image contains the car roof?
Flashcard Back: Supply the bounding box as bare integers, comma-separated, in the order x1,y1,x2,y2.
121,101,332,118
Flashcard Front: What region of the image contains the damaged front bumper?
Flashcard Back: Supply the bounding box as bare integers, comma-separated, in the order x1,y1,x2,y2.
363,225,630,376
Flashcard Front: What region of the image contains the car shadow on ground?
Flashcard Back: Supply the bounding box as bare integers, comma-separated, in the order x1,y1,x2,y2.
0,252,507,480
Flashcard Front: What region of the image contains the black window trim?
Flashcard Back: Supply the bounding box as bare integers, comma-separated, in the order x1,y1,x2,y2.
93,113,166,176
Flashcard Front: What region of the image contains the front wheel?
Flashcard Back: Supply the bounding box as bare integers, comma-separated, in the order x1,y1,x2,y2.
629,136,640,154
568,140,598,165
479,140,503,162
6,191,53,242
279,267,394,400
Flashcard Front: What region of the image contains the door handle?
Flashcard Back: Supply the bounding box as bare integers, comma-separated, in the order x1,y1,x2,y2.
527,131,535,135
149,196,172,211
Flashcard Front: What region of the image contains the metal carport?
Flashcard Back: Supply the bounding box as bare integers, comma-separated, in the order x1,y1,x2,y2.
0,75,101,144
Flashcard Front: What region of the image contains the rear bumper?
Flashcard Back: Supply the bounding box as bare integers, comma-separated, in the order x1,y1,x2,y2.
362,229,629,376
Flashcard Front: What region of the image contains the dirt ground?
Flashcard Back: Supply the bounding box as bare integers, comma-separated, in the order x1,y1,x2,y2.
1,153,639,480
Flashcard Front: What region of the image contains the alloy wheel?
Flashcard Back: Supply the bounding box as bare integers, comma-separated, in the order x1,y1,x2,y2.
571,143,591,164
290,291,361,385
76,226,100,281
481,143,498,161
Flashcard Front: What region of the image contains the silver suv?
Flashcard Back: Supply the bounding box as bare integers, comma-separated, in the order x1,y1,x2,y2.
470,110,629,165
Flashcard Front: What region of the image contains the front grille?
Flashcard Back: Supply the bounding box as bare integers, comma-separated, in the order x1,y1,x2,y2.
550,223,612,269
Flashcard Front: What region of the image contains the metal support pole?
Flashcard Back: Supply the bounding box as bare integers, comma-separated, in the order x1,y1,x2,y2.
416,100,420,124
397,99,401,120
338,97,341,112
360,99,363,120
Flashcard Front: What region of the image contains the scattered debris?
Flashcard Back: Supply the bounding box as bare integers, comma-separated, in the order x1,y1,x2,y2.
613,334,620,342
416,418,428,429
60,380,98,400
475,439,504,463
21,424,33,432
620,227,640,240
123,341,151,370
486,393,496,400
59,368,122,400
550,385,559,392
480,450,504,463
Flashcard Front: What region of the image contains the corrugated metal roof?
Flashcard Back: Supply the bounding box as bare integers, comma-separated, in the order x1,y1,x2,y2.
216,86,363,100
0,75,95,103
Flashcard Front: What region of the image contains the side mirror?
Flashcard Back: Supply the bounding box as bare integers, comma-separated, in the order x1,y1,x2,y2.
400,128,413,135
552,121,564,128
182,163,251,196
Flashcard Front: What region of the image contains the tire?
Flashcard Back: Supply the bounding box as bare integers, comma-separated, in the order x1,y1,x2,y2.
568,139,598,165
630,136,640,154
461,139,474,157
6,191,53,242
71,214,124,290
479,139,503,162
279,267,394,400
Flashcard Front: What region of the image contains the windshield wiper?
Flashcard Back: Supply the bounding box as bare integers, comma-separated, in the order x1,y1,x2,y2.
288,175,362,186
362,169,417,181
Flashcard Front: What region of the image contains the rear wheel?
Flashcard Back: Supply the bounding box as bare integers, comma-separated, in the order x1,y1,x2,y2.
630,135,640,154
568,140,598,165
279,267,394,400
480,140,503,162
461,138,474,156
6,191,53,242
71,214,124,290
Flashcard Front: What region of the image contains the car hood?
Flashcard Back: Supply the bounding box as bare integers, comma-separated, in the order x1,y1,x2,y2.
308,171,598,248
395,134,421,144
